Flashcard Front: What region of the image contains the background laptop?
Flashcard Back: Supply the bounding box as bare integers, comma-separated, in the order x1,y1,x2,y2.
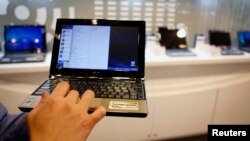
208,30,243,55
0,25,47,63
19,19,148,117
238,31,250,53
158,27,196,57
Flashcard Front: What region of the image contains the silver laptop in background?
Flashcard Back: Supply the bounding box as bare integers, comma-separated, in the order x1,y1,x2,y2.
238,31,250,53
19,19,148,117
209,30,243,55
0,25,47,63
158,27,196,57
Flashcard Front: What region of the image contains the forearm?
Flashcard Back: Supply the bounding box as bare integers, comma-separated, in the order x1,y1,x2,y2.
0,103,30,141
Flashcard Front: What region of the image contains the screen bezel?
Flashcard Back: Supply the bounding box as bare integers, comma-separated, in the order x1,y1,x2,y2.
4,25,47,53
50,19,145,78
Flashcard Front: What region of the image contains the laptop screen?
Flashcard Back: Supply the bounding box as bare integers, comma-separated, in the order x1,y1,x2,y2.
57,25,138,72
4,25,46,54
158,27,187,49
50,19,145,78
238,31,250,47
209,30,231,47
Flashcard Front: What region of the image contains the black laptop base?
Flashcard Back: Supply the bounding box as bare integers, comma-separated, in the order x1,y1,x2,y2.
19,78,148,118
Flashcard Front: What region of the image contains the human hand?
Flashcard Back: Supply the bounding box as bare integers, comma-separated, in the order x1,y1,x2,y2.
27,81,106,141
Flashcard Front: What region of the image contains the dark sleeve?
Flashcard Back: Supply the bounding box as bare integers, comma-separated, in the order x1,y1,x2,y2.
0,102,29,141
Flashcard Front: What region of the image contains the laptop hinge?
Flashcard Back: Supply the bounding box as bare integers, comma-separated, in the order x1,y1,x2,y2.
49,75,59,79
49,75,143,81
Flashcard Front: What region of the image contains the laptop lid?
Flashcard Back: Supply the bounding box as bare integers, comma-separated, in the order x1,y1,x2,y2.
209,30,231,47
4,25,46,55
158,27,187,49
50,19,145,78
238,31,250,48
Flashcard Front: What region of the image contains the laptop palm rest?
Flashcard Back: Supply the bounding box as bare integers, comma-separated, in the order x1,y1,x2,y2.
19,96,147,117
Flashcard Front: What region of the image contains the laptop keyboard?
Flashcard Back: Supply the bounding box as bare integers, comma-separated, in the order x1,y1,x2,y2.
221,48,244,55
166,49,197,57
34,78,145,100
0,54,45,63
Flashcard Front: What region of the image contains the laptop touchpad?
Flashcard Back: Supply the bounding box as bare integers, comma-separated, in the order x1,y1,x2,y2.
89,98,102,109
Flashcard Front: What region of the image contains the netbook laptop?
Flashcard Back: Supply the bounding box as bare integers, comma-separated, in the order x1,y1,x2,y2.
19,19,148,117
0,25,46,63
209,30,243,55
158,27,196,57
238,31,250,53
